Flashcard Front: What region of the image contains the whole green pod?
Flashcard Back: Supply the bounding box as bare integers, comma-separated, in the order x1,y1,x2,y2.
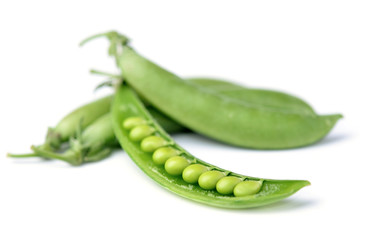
119,46,342,149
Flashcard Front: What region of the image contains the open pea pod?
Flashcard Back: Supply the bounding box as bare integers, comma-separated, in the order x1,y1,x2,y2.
112,84,310,209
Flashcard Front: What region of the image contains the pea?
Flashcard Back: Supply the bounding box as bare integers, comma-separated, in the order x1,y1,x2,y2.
216,176,242,195
123,117,146,130
129,125,155,141
198,170,225,190
233,181,262,197
152,147,179,165
165,156,190,176
182,164,209,184
140,136,167,152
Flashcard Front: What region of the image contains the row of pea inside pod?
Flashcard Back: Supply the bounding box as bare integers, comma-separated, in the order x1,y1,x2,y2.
122,117,263,197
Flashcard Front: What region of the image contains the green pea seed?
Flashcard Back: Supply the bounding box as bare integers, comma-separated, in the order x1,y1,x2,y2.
198,170,225,190
123,117,146,130
152,147,179,165
216,176,242,195
140,136,167,152
182,164,209,184
129,125,155,141
165,156,190,176
233,180,262,197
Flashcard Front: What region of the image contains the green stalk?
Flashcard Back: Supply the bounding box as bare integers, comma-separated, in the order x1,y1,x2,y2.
7,153,38,158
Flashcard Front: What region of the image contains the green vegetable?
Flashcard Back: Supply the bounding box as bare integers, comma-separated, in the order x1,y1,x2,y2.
216,176,242,195
152,147,180,165
140,136,168,153
233,180,263,197
129,125,155,141
8,72,342,164
44,95,112,151
198,171,226,190
31,113,116,165
10,31,343,164
87,31,342,149
182,164,209,184
122,116,146,130
164,156,190,176
7,96,114,164
112,84,310,208
7,96,185,165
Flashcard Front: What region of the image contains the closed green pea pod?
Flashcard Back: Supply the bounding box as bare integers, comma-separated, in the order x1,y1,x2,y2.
152,147,179,165
123,117,146,130
216,176,242,195
50,95,113,148
140,136,168,152
182,164,209,184
30,113,116,166
118,40,342,149
85,32,342,150
129,125,155,141
233,180,262,197
165,156,190,176
198,171,226,190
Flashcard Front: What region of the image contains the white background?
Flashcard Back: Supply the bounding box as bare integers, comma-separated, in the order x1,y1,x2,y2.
1,1,366,239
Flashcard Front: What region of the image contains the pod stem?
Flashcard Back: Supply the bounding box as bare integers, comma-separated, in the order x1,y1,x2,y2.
90,69,121,78
31,145,82,166
7,152,38,158
79,31,129,58
90,69,124,91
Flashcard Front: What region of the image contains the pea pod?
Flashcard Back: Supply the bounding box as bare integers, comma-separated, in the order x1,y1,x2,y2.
30,113,116,165
7,96,114,162
89,31,342,149
29,109,183,165
122,49,341,149
45,95,113,150
112,84,310,208
8,95,185,165
7,76,339,164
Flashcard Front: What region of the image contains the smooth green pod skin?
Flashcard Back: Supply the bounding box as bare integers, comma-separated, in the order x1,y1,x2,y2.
216,176,243,195
112,85,311,209
164,156,190,176
138,77,319,131
182,164,209,184
79,113,118,160
187,78,316,116
118,45,342,149
152,147,180,165
147,106,187,133
234,181,263,197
